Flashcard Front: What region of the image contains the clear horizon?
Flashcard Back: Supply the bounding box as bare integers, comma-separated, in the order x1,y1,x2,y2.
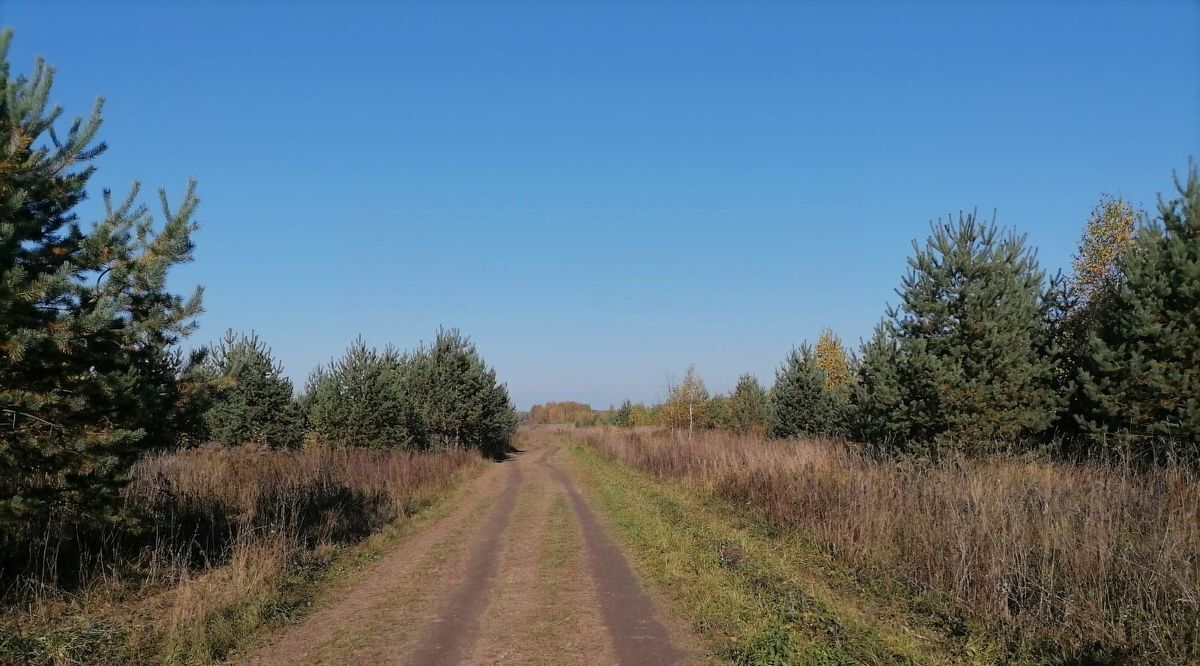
4,1,1197,409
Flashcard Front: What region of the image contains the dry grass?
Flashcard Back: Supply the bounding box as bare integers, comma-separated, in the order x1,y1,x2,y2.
1,444,478,664
579,427,1200,663
129,443,476,559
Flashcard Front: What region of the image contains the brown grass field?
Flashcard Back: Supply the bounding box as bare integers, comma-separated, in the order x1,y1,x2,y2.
1,444,479,663
577,426,1200,663
4,428,1197,664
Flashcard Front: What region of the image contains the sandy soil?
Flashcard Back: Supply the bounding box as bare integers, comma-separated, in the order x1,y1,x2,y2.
239,427,694,665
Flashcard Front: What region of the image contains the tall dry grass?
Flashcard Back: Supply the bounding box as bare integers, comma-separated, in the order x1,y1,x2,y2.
2,444,477,663
128,443,475,561
580,427,1199,663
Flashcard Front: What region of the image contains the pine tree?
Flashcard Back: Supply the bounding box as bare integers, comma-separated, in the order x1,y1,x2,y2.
303,339,415,450
770,344,844,439
613,399,635,427
1077,164,1200,459
203,330,304,449
728,373,770,436
856,212,1061,454
0,30,202,571
707,393,732,430
852,323,906,446
400,328,518,458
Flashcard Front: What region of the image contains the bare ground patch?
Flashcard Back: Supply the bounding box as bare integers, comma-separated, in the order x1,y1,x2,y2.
464,433,617,665
240,457,515,665
242,428,696,666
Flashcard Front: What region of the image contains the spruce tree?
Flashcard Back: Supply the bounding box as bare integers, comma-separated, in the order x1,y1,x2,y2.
203,330,304,449
1077,164,1200,459
770,344,844,439
728,373,770,436
857,212,1060,454
0,30,202,571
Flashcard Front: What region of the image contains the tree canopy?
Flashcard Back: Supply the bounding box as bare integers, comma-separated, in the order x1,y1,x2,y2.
853,212,1061,454
0,28,203,567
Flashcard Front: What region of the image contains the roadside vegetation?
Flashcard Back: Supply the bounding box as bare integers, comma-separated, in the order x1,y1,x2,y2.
2,446,478,664
0,30,515,663
572,427,1198,664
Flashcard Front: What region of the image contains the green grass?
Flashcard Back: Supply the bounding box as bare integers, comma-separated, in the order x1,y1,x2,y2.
562,436,1001,666
542,495,573,578
525,495,574,643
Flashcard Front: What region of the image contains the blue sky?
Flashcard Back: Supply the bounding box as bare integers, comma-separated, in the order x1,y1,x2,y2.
3,1,1198,408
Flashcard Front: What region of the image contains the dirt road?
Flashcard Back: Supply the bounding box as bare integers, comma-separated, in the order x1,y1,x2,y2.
242,428,694,665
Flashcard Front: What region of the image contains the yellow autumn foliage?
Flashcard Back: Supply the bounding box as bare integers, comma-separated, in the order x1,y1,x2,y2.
814,329,852,393
1072,195,1137,305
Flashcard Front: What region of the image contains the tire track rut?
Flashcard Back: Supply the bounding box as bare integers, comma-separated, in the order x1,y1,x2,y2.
406,464,522,665
543,458,684,666
243,428,692,665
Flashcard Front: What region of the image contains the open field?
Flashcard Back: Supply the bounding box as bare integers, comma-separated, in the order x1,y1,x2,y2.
11,425,1193,664
571,426,1200,664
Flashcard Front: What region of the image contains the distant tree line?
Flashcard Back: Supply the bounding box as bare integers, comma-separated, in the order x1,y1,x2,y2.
526,401,600,425
0,33,517,586
606,168,1198,463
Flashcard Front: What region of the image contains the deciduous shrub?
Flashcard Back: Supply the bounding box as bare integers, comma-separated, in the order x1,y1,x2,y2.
662,365,709,433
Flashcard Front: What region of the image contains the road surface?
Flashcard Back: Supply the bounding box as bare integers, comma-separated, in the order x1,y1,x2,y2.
242,427,694,665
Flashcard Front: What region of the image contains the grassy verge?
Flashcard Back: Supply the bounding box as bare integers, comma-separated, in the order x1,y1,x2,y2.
571,427,1199,664
0,454,484,665
562,436,997,666
527,495,576,644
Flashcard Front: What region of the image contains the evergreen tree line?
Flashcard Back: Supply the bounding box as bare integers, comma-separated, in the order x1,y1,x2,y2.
0,31,516,584
193,328,517,458
614,168,1198,462
776,169,1198,461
